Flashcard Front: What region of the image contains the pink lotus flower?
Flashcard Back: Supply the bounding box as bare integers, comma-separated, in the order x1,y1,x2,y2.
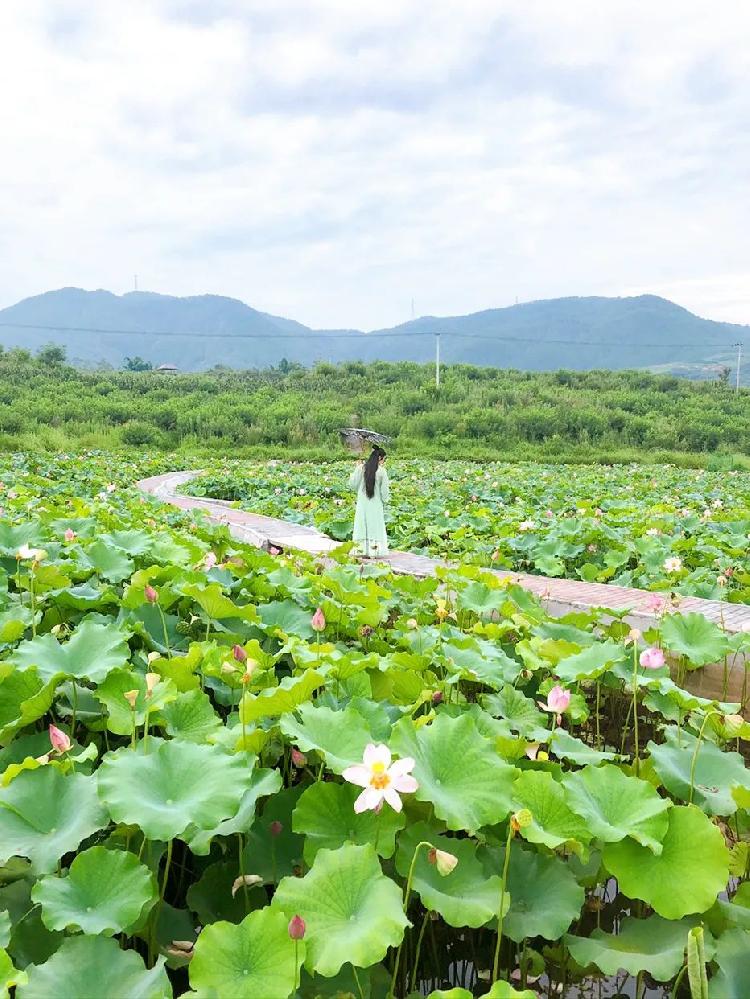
644,593,665,613
342,743,418,813
48,724,71,754
639,647,665,670
63,528,77,542
202,552,217,570
269,546,281,556
291,748,307,767
288,914,306,940
541,685,571,714
144,585,158,604
311,607,326,632
232,644,248,663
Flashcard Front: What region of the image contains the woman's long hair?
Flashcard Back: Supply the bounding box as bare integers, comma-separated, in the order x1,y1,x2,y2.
363,446,386,498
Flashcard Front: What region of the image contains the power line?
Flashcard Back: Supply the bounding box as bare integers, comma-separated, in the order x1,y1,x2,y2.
0,319,744,351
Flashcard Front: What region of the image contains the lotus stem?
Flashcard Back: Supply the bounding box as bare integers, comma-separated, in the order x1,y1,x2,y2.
29,568,36,637
410,910,430,994
352,964,365,999
156,604,171,659
294,939,299,993
631,642,640,776
670,964,688,999
595,680,601,749
237,833,250,910
150,838,173,966
390,840,432,997
491,822,514,983
689,712,719,804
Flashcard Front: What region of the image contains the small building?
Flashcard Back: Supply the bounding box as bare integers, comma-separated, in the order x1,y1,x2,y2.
156,363,179,374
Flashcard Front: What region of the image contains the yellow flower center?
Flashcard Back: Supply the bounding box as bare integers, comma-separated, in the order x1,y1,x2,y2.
369,762,390,789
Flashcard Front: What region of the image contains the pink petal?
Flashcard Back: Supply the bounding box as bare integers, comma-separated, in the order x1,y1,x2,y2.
354,787,384,813
363,743,391,769
388,757,415,778
342,765,370,788
383,787,403,812
392,774,418,793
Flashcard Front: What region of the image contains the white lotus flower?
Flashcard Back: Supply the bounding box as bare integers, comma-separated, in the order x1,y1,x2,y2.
342,743,418,813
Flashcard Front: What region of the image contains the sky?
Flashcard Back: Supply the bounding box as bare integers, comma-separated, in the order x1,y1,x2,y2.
1,0,749,330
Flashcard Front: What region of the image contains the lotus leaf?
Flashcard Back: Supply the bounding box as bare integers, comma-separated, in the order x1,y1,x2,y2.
554,640,626,682
272,843,408,977
94,669,178,736
0,669,60,744
709,927,750,998
603,805,729,919
31,846,157,935
239,670,325,723
159,689,222,742
395,821,505,928
512,770,592,853
391,713,517,832
98,738,253,842
648,726,750,816
9,618,130,683
565,914,713,980
0,768,107,873
660,613,730,667
16,935,172,999
492,844,584,942
563,764,671,853
292,781,405,862
279,702,375,774
185,766,281,855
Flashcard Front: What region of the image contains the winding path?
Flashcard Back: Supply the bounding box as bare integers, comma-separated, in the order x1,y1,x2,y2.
136,471,750,640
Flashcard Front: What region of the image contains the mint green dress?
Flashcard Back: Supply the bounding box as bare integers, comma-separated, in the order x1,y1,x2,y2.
349,465,390,557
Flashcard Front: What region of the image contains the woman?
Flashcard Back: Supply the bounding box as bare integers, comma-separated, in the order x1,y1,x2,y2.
349,446,390,557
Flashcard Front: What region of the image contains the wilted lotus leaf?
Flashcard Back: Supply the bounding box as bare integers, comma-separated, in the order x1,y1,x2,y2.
391,713,517,832
603,805,729,919
648,726,750,816
9,617,130,683
565,914,714,981
98,738,253,842
279,703,375,774
292,781,405,863
562,764,671,853
272,844,408,977
0,768,107,873
32,846,157,935
189,908,302,999
395,821,505,928
512,770,592,854
16,935,171,999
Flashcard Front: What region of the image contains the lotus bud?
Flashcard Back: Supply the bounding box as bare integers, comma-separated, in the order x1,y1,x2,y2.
432,690,444,705
232,644,248,663
537,750,549,762
428,847,458,877
221,662,237,675
723,713,745,737
50,623,63,636
269,820,283,838
288,914,306,940
406,618,418,630
231,874,264,896
626,628,642,645
35,753,51,765
49,724,71,754
144,672,160,697
291,748,307,767
639,647,665,670
311,607,326,632
63,528,76,542
510,809,533,834
124,689,139,708
144,585,158,604
147,651,161,664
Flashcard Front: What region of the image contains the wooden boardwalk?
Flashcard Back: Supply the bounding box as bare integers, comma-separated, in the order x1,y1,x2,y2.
137,471,750,639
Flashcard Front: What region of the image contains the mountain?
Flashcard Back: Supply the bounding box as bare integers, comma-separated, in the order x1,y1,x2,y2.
0,287,745,376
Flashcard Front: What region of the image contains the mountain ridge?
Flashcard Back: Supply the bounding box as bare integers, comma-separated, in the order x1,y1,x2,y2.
0,287,745,375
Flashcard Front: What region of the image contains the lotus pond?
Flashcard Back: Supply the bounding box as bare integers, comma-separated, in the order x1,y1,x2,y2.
186,460,750,604
0,453,746,997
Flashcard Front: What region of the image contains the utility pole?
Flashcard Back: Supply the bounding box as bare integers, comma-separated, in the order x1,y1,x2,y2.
736,342,742,393
435,333,441,389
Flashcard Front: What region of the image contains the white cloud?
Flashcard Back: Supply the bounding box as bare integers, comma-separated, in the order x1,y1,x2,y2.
0,0,749,329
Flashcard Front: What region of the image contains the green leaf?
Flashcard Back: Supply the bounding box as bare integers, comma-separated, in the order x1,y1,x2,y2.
496,845,584,942
239,671,325,724
562,764,671,853
258,600,315,638
159,689,222,743
603,805,729,919
709,928,750,998
548,730,619,766
94,669,178,736
243,786,306,884
555,641,626,682
565,914,710,981
660,613,730,668
98,738,253,842
185,767,282,856
0,947,26,994
0,669,60,744
0,768,107,874
482,686,547,737
10,618,130,683
648,727,750,816
0,911,9,949
292,782,405,863
16,935,172,999
395,821,505,928
272,843,408,977
186,860,266,926
391,713,517,832
279,703,375,774
189,908,302,999
32,846,156,935
82,541,134,583
512,770,592,854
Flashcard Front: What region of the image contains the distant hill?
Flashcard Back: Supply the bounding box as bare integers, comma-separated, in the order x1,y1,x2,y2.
0,287,745,377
